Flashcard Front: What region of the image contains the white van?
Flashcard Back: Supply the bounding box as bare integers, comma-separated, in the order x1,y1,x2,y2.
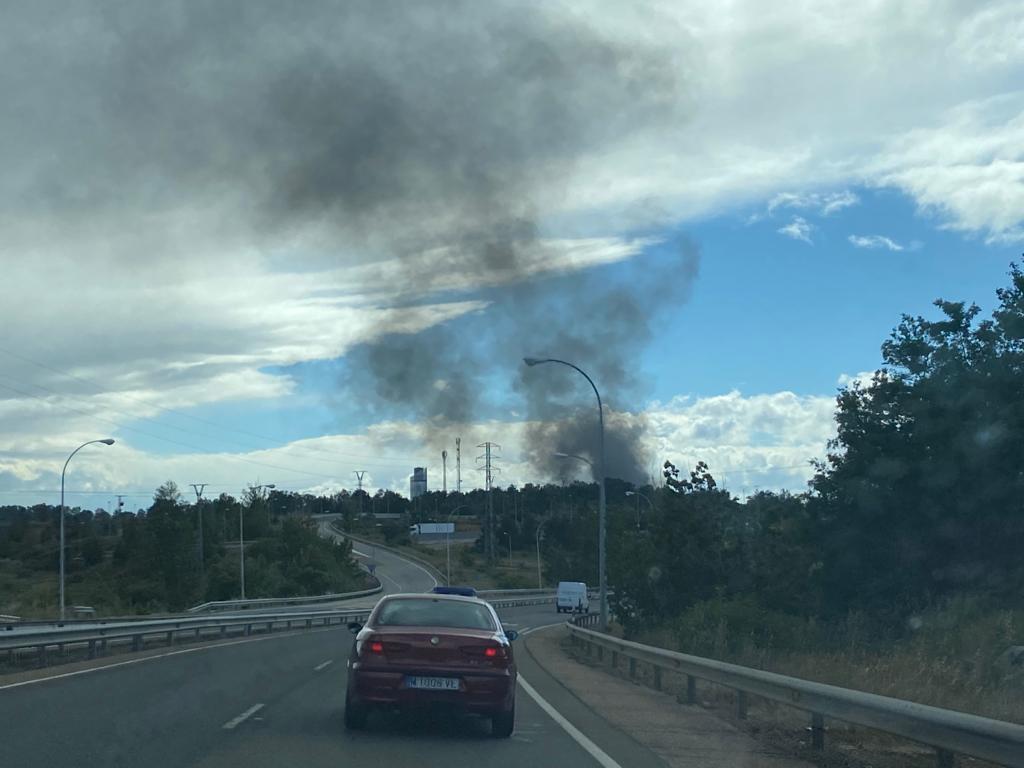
556,581,589,613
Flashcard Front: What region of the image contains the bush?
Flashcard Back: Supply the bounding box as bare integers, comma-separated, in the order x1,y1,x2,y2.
381,521,410,546
80,537,104,567
495,571,532,590
672,596,819,658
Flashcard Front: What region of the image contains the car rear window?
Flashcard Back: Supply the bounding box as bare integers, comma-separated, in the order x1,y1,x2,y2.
374,598,496,630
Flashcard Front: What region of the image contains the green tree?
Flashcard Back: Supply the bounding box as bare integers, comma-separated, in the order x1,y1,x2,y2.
812,265,1024,615
146,482,202,610
80,536,104,567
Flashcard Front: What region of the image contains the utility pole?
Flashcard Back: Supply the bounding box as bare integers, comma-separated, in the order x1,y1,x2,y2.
477,442,500,562
354,470,366,518
455,437,461,493
190,484,207,574
442,450,448,494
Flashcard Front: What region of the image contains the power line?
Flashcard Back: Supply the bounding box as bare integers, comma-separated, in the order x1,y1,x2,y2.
477,442,500,562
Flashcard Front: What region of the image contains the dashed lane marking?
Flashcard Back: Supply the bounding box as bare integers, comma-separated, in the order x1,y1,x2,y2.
222,703,264,730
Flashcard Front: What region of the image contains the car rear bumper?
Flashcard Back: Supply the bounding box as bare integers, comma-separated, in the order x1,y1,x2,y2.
349,666,515,714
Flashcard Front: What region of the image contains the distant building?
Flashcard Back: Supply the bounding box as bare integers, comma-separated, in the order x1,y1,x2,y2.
410,467,427,499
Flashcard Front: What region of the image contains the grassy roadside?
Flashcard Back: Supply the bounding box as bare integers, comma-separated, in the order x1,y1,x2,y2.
629,597,1024,726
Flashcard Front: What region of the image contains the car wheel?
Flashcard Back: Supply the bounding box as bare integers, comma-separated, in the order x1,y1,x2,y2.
491,701,515,739
344,692,369,730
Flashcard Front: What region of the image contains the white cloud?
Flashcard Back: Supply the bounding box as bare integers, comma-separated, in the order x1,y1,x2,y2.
848,234,905,251
0,390,837,508
837,370,879,387
768,190,860,217
868,93,1024,243
560,2,1024,242
777,216,814,243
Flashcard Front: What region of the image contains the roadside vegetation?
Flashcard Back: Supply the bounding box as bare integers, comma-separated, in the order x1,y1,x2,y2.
608,264,1024,723
0,482,367,617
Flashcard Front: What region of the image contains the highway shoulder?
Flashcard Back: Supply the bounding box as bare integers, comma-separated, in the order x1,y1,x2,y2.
520,625,812,768
517,625,666,768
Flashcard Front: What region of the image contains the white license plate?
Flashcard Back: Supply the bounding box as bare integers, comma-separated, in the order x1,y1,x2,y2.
406,676,460,691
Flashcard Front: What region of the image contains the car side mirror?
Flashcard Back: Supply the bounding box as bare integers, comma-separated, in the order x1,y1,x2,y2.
505,629,519,642
348,622,362,634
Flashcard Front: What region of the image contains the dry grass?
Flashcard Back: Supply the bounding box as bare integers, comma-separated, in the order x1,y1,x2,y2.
579,619,1015,768
633,597,1024,725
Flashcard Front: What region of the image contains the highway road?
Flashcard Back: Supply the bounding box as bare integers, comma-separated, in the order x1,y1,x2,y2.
0,531,663,768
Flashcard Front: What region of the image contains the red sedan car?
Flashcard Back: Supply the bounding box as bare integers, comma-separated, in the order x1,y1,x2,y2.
344,593,518,737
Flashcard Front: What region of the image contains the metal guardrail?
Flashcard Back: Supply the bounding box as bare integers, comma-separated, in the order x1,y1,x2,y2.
187,583,382,613
567,621,1024,768
1,608,374,669
1,595,552,671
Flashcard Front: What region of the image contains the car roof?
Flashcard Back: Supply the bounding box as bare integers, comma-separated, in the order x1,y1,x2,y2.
379,592,489,605
432,585,477,594
369,592,501,627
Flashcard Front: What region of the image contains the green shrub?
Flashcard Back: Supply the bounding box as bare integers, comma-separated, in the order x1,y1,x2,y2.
672,596,819,658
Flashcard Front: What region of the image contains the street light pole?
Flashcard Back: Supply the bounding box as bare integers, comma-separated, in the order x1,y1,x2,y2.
445,504,469,585
625,490,654,530
504,531,512,564
60,438,115,620
535,520,547,590
526,357,607,630
241,483,275,600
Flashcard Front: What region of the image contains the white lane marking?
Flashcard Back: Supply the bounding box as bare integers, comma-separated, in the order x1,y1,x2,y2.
517,676,623,768
520,620,563,636
331,528,436,590
376,570,403,591
222,703,264,730
352,548,369,557
0,626,340,692
313,659,333,671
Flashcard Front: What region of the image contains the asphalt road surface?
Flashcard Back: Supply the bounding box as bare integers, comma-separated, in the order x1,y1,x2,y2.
1,532,662,768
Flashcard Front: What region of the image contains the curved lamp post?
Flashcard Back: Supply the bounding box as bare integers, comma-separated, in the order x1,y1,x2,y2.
60,438,115,620
524,357,607,630
625,490,654,530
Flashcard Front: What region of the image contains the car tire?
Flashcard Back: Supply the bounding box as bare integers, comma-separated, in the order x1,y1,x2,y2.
344,692,369,730
491,701,515,739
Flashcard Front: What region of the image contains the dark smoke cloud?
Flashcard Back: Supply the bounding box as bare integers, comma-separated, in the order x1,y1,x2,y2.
349,238,700,483
2,1,698,482
515,240,700,482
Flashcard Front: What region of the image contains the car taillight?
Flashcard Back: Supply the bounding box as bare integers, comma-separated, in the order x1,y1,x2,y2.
461,644,507,660
369,641,384,654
